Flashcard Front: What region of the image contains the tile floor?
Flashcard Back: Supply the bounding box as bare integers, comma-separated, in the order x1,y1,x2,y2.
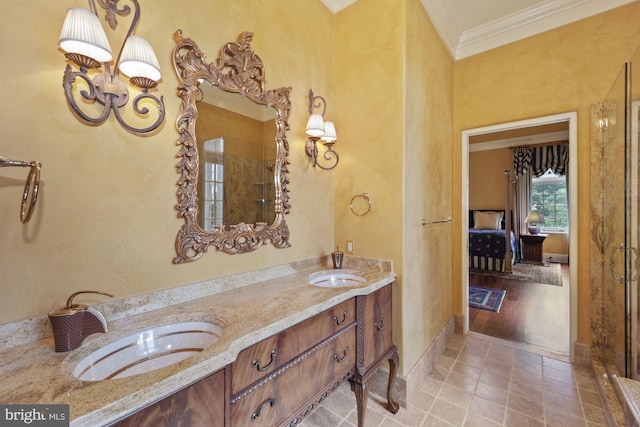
299,332,610,426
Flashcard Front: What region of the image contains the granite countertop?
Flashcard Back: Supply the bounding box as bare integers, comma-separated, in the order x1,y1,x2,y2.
0,256,395,426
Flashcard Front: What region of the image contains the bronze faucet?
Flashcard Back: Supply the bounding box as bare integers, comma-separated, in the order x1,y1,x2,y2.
48,291,114,352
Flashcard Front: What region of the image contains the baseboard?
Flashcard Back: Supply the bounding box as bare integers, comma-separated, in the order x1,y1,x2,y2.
573,341,591,368
543,252,569,264
368,317,455,409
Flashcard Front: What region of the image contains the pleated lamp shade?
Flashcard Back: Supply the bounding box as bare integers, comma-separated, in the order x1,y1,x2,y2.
305,113,325,138
58,8,113,63
321,121,337,143
118,36,162,82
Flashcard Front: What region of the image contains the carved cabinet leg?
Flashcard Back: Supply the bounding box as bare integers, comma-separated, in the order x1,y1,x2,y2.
386,350,400,414
349,378,369,427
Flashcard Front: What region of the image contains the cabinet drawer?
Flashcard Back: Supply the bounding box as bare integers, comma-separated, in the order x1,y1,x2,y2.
363,285,393,367
278,298,355,364
232,298,355,392
231,326,356,427
232,334,280,393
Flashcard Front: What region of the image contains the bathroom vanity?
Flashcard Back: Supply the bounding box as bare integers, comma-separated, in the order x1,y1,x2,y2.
113,283,398,427
0,257,398,427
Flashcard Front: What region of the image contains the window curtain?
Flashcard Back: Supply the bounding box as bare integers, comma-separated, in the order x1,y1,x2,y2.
512,147,532,260
511,143,569,259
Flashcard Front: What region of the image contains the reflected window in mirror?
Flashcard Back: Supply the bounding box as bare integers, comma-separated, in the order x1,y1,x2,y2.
201,137,225,230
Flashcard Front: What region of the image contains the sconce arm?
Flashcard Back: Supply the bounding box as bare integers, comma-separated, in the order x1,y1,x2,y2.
112,92,166,134
309,89,326,116
305,139,339,171
63,65,112,125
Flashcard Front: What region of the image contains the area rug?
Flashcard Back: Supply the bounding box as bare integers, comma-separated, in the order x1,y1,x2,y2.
470,262,563,286
469,286,506,312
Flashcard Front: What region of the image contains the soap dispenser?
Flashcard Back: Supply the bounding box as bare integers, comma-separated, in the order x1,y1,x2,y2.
48,290,114,352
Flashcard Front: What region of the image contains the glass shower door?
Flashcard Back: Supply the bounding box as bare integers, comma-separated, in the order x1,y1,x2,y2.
591,64,635,376
599,60,639,380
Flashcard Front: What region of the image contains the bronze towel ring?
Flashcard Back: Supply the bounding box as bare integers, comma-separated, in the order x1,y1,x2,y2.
350,193,371,216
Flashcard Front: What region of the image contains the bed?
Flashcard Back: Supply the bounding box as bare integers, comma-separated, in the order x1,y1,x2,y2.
469,209,517,272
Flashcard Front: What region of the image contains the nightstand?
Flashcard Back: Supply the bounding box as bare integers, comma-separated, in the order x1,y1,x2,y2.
520,233,548,264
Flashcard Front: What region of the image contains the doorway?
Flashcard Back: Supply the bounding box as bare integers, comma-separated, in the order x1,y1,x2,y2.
461,112,578,360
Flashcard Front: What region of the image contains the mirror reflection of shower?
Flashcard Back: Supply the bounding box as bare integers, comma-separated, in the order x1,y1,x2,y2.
259,145,276,225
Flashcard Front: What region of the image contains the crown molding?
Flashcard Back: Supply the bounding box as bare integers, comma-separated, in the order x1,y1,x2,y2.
419,0,637,60
419,0,460,58
320,0,358,13
456,0,637,59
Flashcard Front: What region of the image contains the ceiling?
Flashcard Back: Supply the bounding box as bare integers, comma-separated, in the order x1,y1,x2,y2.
321,0,637,59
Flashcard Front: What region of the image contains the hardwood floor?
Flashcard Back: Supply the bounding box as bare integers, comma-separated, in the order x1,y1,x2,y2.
468,263,570,356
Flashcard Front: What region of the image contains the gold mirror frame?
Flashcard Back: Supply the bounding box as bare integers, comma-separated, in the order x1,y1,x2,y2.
172,31,291,263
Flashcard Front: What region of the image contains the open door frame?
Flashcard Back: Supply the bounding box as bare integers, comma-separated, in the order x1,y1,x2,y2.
461,112,578,361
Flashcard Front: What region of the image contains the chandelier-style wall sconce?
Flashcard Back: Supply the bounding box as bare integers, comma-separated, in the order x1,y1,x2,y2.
58,0,165,134
305,89,339,170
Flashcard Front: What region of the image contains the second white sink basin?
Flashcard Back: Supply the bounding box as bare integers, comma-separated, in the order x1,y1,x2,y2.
308,269,367,288
73,321,223,381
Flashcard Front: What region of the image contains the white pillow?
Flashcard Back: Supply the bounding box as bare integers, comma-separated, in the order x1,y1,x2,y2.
474,211,503,230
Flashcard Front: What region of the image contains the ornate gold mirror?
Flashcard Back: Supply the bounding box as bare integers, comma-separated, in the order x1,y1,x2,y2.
172,31,291,263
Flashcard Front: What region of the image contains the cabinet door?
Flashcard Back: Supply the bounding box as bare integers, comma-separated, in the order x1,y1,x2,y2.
111,369,225,426
363,285,393,367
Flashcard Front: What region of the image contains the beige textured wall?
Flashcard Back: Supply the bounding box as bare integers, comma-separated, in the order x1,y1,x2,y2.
403,0,454,374
468,149,511,209
0,0,336,324
335,0,454,375
334,0,406,370
453,2,640,344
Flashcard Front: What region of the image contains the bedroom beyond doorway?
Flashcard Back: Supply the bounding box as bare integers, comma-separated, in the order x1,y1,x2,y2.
461,112,578,360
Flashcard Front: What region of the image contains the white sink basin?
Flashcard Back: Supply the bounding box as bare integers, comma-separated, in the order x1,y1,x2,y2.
308,269,367,288
73,321,223,381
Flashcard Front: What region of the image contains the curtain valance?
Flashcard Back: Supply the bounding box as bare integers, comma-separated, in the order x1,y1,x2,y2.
512,143,568,177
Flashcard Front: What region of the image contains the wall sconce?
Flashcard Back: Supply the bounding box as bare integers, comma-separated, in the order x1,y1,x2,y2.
58,0,165,135
305,89,338,170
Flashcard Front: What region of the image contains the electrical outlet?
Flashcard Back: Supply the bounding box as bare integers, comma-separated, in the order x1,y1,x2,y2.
346,240,353,254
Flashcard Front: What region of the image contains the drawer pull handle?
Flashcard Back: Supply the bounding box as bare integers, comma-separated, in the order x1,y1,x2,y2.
252,349,277,372
333,311,348,325
334,347,349,363
251,398,277,421
375,318,385,330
